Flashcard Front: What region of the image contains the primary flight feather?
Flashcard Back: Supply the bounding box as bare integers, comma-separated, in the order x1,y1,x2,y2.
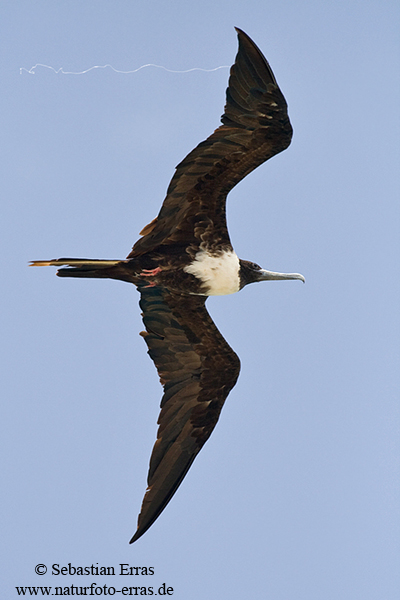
31,28,304,543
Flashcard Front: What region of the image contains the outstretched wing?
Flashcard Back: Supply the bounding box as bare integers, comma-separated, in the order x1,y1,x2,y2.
129,28,292,258
130,284,240,543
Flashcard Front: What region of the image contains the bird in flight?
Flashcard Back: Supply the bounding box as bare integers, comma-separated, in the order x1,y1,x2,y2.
31,28,304,543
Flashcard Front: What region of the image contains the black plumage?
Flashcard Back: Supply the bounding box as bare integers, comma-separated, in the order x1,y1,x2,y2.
31,28,304,543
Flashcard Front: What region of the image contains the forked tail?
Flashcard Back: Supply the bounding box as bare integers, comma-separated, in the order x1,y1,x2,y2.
30,258,123,278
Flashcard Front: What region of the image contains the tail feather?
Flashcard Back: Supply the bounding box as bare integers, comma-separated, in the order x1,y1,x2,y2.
29,258,123,278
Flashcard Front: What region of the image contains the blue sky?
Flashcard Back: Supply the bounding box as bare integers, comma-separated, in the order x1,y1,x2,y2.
2,1,399,598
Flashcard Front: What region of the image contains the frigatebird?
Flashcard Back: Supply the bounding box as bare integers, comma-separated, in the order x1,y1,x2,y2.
31,28,304,543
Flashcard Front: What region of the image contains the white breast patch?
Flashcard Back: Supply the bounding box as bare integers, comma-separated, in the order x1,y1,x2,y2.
184,249,240,296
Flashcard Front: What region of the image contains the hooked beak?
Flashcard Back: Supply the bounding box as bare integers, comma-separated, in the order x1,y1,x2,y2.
257,269,305,283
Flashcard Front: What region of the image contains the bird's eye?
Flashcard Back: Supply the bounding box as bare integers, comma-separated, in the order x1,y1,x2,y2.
250,262,261,270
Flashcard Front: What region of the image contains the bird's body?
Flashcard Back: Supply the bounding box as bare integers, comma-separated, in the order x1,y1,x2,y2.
184,249,241,295
31,28,304,543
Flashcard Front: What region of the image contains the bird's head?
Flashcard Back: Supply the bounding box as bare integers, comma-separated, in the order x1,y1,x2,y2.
239,259,305,289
